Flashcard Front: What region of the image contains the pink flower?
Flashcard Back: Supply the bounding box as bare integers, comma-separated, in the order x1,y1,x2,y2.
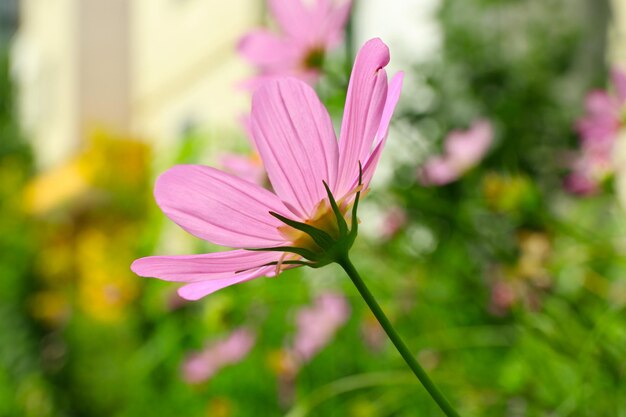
489,280,517,317
131,39,403,300
181,328,256,384
219,153,266,186
564,69,626,195
576,69,626,149
564,149,612,195
567,68,626,194
380,206,407,240
419,120,494,186
219,115,267,186
290,293,350,363
238,0,352,87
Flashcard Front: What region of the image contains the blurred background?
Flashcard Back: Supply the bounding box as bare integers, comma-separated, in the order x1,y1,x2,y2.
1,0,626,416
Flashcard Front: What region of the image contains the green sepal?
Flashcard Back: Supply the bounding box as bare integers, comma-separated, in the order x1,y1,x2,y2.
323,180,349,236
349,162,363,239
246,245,321,261
261,260,318,268
269,211,334,249
246,166,364,269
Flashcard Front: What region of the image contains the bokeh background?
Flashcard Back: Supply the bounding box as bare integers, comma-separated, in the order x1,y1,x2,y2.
1,0,626,416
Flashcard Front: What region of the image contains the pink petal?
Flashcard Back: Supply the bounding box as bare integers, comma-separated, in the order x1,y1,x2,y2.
291,293,350,362
154,165,290,248
564,172,598,196
131,250,282,282
240,71,320,92
576,91,621,145
182,328,256,383
380,206,407,239
269,0,351,48
336,38,390,198
178,266,275,300
251,78,339,218
584,91,619,117
445,120,493,169
220,153,266,186
238,114,255,148
360,72,404,189
419,157,459,186
238,29,300,72
322,0,352,48
612,67,626,104
373,73,404,150
577,118,619,147
269,0,315,41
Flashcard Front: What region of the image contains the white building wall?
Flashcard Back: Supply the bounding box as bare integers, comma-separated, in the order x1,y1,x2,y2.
78,0,131,138
610,0,626,65
12,0,261,169
130,0,261,148
12,0,80,169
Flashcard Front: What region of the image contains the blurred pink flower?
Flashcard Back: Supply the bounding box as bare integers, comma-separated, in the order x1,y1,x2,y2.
489,280,517,317
380,206,407,240
419,120,494,186
219,153,266,186
238,0,352,88
576,69,626,149
564,149,613,195
131,39,403,300
290,293,350,363
219,115,267,186
567,68,626,195
182,328,256,384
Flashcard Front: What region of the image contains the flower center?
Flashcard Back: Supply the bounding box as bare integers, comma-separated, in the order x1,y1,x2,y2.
278,199,351,252
302,47,325,71
253,173,363,270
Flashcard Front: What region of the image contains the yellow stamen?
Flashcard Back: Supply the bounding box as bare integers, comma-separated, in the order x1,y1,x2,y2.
275,252,289,276
278,191,364,253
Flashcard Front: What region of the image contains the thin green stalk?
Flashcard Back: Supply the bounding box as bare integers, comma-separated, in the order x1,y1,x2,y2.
337,256,461,417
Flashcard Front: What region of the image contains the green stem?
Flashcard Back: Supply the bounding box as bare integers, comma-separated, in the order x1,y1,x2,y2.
337,256,461,417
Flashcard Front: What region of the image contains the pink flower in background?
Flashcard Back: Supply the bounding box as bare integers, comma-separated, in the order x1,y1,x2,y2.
131,39,404,300
238,0,352,88
290,293,350,363
563,149,612,195
566,68,626,195
181,328,256,384
219,153,266,186
219,115,267,186
489,280,517,317
419,120,494,186
380,206,408,240
272,293,350,382
576,69,626,149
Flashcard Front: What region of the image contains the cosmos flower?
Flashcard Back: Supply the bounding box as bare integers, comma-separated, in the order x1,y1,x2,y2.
576,68,626,150
419,120,494,186
566,68,626,195
380,206,408,240
238,0,352,88
270,293,349,382
131,38,403,300
218,116,267,186
290,292,350,363
219,152,266,186
181,328,256,384
563,149,612,195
